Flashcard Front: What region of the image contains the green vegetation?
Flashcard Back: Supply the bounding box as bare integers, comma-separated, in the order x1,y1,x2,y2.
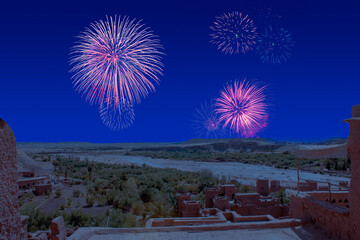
20,207,130,232
125,149,348,172
272,190,290,205
72,189,81,198
324,158,349,171
126,150,309,169
21,156,222,232
86,194,95,207
55,189,62,198
52,156,219,214
19,192,35,207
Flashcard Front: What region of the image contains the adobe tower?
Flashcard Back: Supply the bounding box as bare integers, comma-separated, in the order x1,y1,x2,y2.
0,119,27,239
345,105,360,236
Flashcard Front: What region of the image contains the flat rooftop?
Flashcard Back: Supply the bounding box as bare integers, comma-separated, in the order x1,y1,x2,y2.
69,228,301,240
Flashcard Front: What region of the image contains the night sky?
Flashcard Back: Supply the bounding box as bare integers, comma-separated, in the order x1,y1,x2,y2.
1,0,359,143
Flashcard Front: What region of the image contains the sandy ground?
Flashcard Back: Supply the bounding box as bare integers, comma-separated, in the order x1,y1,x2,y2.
77,154,349,186
73,228,301,240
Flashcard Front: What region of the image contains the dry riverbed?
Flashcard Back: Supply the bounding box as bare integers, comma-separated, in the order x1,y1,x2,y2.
72,153,350,187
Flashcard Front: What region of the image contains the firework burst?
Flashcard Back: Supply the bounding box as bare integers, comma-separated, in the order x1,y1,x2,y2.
210,11,258,55
70,15,164,107
193,101,227,138
215,80,268,138
99,97,135,131
256,25,294,64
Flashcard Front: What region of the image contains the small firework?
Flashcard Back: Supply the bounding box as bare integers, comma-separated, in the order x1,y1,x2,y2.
215,80,268,138
99,97,135,131
210,11,258,55
256,25,294,64
193,101,226,138
70,15,164,107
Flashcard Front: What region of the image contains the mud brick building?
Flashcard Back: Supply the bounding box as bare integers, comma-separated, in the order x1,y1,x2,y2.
177,193,201,217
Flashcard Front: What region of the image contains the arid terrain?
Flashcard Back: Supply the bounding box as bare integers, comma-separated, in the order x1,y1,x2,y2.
18,138,350,187
16,138,350,235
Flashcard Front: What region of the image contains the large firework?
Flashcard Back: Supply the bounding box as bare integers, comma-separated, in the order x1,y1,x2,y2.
70,15,164,107
215,80,268,138
193,101,227,138
256,25,294,64
99,97,135,131
210,11,258,55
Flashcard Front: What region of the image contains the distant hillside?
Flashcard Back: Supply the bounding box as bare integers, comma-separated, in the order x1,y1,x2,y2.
17,150,49,176
293,143,347,159
133,138,284,153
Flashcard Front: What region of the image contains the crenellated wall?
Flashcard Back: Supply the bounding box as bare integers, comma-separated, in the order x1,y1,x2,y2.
289,194,354,239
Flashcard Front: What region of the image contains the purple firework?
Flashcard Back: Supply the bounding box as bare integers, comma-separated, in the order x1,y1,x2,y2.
99,97,135,131
193,101,227,138
70,15,164,107
210,11,258,55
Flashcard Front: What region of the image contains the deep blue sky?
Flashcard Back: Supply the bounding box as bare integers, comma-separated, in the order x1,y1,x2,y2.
1,0,359,142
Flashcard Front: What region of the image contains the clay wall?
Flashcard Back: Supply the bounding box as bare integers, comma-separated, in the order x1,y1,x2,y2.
234,193,260,206
205,188,219,208
235,204,289,219
289,194,357,240
220,185,237,199
35,184,52,196
307,191,349,208
347,106,360,234
213,197,229,211
181,201,201,217
19,171,35,178
256,179,269,196
177,193,191,216
0,119,27,239
18,176,50,190
270,180,281,193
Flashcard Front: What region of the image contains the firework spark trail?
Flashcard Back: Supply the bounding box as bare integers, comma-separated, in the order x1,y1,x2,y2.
193,101,227,139
256,25,294,64
215,80,268,138
70,15,164,107
210,11,258,55
99,97,135,131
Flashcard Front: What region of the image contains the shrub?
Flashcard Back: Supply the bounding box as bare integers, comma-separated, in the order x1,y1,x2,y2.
55,189,62,198
140,189,151,203
131,201,145,215
19,192,34,206
20,207,58,233
73,190,81,198
67,197,72,207
96,194,107,207
86,194,95,207
65,210,90,227
108,209,126,228
124,213,137,227
240,185,252,193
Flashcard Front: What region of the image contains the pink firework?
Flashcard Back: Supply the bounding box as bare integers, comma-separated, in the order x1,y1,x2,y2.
215,80,268,137
70,15,164,107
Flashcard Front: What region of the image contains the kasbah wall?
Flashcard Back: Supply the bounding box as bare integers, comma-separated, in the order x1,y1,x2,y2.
0,119,27,240
289,105,360,240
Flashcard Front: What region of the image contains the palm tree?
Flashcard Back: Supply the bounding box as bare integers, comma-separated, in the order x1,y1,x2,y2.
149,200,173,218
